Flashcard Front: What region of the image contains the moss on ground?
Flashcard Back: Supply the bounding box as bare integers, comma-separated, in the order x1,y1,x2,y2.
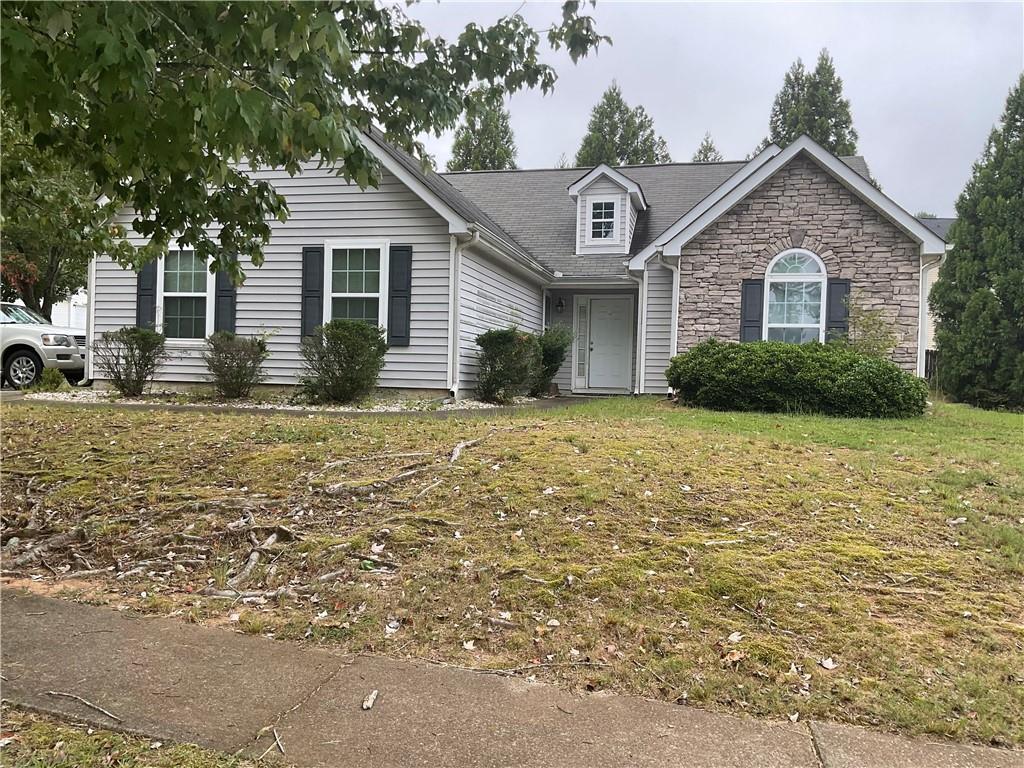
2,399,1022,746
0,707,275,767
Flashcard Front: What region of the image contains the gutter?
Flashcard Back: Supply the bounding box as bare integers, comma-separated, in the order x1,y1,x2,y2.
447,230,479,398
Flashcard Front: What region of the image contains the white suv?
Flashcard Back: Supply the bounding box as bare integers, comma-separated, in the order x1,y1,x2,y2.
0,302,87,388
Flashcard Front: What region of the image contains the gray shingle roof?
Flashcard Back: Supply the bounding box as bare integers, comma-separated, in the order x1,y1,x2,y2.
917,217,955,241
444,156,872,279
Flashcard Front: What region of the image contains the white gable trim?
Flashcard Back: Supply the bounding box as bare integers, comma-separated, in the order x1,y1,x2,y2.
635,136,946,267
568,164,648,210
627,144,782,270
362,135,470,234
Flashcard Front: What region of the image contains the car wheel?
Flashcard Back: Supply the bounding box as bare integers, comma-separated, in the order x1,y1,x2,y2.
62,369,85,386
4,350,43,389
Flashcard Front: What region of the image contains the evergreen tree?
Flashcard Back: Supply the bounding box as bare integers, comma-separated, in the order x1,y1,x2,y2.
765,49,858,155
930,75,1024,408
446,101,518,172
575,83,671,166
692,132,724,162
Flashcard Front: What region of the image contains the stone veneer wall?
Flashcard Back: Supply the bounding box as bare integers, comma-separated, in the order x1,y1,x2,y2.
676,155,922,371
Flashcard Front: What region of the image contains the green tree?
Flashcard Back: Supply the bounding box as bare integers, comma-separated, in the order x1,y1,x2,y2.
761,49,858,155
446,100,517,171
575,83,671,166
916,211,938,219
930,75,1024,409
1,114,132,318
1,2,604,282
691,132,724,162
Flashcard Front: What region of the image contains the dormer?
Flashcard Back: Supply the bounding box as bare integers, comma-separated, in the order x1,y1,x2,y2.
568,165,648,256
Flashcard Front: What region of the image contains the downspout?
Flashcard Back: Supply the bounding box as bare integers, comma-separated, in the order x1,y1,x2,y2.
916,248,946,378
626,267,645,396
448,230,479,398
659,252,681,397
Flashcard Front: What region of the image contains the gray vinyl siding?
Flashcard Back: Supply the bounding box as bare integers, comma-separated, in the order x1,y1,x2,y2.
627,200,639,250
546,288,638,394
642,264,674,393
576,178,628,256
93,164,452,389
457,247,543,393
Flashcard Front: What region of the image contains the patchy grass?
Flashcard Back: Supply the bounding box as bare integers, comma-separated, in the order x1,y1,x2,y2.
2,398,1022,747
0,707,275,767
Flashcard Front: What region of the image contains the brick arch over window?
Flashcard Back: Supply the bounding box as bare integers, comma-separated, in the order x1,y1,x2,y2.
750,229,842,276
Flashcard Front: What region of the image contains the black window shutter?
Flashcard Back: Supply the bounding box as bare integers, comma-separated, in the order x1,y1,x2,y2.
387,245,413,347
301,246,325,338
739,279,764,342
213,271,237,334
136,260,158,329
825,279,851,341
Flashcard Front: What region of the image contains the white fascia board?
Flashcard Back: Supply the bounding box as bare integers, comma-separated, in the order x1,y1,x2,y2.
627,144,783,270
650,136,946,262
361,137,470,234
568,164,648,210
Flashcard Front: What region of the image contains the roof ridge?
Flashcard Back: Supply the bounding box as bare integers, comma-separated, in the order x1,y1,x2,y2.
441,155,866,176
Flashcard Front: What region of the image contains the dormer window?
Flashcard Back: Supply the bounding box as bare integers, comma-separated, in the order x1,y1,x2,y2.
588,197,618,242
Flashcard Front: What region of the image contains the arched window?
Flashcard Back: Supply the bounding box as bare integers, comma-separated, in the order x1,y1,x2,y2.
763,249,827,344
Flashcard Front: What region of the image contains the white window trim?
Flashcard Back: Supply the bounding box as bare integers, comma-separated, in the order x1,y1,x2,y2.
762,249,827,344
585,195,620,245
322,238,390,329
155,248,215,346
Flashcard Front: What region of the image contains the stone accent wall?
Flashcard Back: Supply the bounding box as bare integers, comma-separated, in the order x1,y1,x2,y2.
676,155,921,370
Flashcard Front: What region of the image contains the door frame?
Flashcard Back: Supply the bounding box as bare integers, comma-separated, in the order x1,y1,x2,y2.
571,293,635,393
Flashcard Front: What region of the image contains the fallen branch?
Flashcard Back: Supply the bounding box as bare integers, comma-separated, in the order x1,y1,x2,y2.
45,690,122,722
228,531,278,590
9,528,86,568
449,436,487,464
326,465,430,497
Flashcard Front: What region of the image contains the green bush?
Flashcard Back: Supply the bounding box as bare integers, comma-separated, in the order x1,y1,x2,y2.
299,320,387,403
475,328,541,404
531,325,574,396
202,331,269,399
665,339,928,418
92,327,166,397
30,367,67,392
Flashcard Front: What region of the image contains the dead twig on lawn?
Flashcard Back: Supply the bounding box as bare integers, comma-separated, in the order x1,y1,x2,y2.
45,690,122,722
449,436,488,464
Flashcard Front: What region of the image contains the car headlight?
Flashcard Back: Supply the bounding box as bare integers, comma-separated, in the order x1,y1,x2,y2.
40,333,72,346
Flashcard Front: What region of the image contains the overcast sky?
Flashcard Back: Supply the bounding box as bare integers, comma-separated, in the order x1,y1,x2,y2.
407,1,1024,217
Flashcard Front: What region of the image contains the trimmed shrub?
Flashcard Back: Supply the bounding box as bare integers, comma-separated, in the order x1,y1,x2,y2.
475,328,541,404
665,339,928,418
203,331,269,399
531,325,574,396
92,327,166,397
30,367,67,393
299,320,387,403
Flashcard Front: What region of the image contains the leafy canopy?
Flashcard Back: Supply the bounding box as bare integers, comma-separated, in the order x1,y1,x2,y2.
1,1,605,282
691,132,724,163
575,82,671,166
930,75,1024,409
759,49,858,156
0,114,133,317
446,99,518,172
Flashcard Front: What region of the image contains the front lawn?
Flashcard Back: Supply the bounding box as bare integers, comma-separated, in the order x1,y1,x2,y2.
2,398,1022,746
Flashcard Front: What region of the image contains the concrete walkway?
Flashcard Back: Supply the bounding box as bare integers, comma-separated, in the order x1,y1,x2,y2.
1,591,1017,768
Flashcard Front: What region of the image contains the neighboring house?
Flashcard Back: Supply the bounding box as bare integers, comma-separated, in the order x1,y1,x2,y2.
917,217,956,351
15,290,88,332
88,132,947,396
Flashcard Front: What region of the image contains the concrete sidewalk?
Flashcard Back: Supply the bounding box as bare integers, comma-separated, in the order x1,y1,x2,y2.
0,591,1016,768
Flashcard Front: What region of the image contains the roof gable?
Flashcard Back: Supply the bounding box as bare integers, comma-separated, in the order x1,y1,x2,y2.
567,164,648,210
630,135,946,268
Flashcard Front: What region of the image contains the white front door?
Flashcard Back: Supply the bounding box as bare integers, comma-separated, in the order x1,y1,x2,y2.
587,297,632,390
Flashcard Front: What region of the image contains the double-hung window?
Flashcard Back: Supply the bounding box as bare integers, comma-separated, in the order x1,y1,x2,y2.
159,249,213,340
589,198,617,241
323,240,389,328
763,249,827,344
